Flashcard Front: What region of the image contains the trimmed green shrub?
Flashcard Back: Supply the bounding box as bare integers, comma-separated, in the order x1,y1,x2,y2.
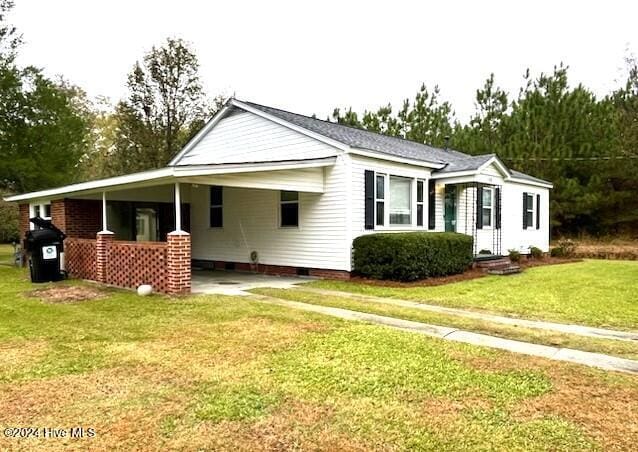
529,246,543,259
478,249,492,255
508,249,522,263
353,232,473,281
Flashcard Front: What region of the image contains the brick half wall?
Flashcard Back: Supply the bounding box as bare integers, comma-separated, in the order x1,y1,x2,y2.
65,234,191,295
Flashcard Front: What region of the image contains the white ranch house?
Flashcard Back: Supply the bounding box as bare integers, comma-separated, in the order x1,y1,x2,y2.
6,99,552,293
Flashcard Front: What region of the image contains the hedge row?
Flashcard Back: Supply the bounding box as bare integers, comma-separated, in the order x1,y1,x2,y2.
353,232,473,281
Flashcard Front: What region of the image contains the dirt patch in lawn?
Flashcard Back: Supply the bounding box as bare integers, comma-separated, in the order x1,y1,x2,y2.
451,350,638,451
26,285,107,303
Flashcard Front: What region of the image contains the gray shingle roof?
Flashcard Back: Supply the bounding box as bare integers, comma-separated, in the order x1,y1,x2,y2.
510,169,551,185
240,100,468,167
236,100,550,185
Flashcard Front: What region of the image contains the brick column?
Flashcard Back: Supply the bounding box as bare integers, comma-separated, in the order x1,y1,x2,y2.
167,231,191,295
96,232,114,283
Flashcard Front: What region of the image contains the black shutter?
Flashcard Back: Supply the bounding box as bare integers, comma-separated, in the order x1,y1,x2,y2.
428,180,436,230
495,187,501,229
536,194,540,230
476,185,483,229
522,192,528,229
364,170,374,230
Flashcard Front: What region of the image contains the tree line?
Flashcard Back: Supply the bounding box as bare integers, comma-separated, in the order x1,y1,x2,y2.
0,0,636,240
332,63,638,237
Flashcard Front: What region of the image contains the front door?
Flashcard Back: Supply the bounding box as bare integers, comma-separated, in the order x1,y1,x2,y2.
444,186,457,232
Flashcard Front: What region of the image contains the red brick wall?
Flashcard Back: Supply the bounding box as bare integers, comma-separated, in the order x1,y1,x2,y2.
65,238,97,280
194,259,351,280
52,199,101,238
19,204,29,241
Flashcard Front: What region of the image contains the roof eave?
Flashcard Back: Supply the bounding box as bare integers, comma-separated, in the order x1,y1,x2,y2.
349,148,446,169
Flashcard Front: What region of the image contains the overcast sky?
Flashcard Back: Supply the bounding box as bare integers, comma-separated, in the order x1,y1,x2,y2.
10,0,638,122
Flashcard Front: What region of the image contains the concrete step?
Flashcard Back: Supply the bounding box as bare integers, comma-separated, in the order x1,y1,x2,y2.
487,265,522,275
476,258,512,269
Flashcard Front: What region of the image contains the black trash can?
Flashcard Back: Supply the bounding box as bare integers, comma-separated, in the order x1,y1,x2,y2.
24,217,67,283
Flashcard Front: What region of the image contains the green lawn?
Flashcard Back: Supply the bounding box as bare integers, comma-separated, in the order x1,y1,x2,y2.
308,260,638,330
1,248,637,450
251,287,638,360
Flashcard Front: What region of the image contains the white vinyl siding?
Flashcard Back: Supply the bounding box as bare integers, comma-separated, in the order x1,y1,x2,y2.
190,157,350,270
176,111,340,166
502,182,549,253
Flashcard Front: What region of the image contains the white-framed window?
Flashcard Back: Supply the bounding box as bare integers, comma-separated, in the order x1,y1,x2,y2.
375,173,385,226
482,187,493,228
29,202,51,230
525,193,535,228
416,180,425,227
280,190,299,228
389,176,412,225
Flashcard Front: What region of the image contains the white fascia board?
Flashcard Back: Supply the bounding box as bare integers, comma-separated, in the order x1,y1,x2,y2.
4,168,175,203
507,177,553,189
430,170,478,179
172,157,337,177
230,99,350,153
168,104,232,166
349,148,445,169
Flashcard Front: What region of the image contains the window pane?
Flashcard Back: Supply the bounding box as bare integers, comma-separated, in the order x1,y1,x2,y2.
376,175,385,199
281,190,299,202
482,188,492,207
527,194,534,210
389,176,411,225
33,205,40,217
43,204,51,218
417,204,423,226
376,201,384,226
281,203,299,227
482,208,492,227
210,186,223,206
210,206,223,228
526,211,534,228
417,181,424,203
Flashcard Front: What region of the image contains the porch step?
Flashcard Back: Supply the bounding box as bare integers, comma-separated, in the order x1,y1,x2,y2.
487,265,522,275
475,257,511,269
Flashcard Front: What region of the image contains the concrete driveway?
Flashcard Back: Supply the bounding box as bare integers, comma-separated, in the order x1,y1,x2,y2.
191,269,311,295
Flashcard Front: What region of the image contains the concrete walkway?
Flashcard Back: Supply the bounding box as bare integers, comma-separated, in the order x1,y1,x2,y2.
301,288,638,343
191,270,310,295
251,294,638,375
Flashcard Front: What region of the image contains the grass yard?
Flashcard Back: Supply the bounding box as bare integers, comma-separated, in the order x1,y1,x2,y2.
1,246,638,450
250,288,638,360
309,260,638,330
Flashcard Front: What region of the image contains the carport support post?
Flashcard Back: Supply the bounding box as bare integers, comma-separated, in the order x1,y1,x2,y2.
167,231,191,294
167,182,190,294
96,191,114,283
